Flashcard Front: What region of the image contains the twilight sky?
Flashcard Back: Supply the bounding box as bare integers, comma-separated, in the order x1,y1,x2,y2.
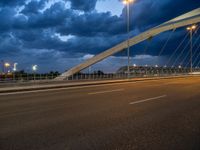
0,0,200,73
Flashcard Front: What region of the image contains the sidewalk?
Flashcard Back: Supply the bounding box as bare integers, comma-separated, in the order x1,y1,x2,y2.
0,75,198,94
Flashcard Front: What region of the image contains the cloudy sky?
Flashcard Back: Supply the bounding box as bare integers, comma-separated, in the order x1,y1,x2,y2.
0,0,200,73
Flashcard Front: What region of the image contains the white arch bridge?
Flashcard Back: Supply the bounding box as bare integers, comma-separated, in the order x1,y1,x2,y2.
56,8,200,80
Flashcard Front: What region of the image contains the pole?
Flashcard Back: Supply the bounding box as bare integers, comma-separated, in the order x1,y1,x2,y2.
13,71,15,81
1,60,4,74
190,30,193,73
127,2,130,79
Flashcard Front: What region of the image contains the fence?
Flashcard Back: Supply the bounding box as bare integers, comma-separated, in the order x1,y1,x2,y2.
0,67,200,83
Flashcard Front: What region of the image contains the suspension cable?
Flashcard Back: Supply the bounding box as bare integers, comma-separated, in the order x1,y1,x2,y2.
168,25,200,67
172,26,200,67
143,37,153,55
191,42,200,66
165,32,189,66
180,30,200,66
172,38,190,67
158,29,176,56
179,26,200,68
196,58,200,67
119,48,127,69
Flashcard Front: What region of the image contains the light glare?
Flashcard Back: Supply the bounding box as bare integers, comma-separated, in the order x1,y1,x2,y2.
4,63,10,68
123,0,134,5
187,25,197,31
192,25,196,29
32,65,38,71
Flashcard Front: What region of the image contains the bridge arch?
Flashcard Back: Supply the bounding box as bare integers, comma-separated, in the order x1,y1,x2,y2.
56,8,200,80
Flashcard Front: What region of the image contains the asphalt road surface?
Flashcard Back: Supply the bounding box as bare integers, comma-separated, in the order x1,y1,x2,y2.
0,77,200,150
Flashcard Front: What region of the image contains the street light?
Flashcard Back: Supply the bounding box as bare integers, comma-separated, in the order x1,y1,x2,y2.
123,0,134,4
13,63,18,72
13,63,18,81
187,25,197,73
4,62,10,74
122,0,134,79
32,65,38,72
32,65,38,80
4,62,10,68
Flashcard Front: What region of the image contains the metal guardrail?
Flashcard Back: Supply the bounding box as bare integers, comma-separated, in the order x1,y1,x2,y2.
0,72,198,84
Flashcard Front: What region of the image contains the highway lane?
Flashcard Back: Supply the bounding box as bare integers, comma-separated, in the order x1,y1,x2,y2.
0,77,200,150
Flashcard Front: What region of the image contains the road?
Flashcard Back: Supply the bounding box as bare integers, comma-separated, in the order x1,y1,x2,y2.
0,76,200,150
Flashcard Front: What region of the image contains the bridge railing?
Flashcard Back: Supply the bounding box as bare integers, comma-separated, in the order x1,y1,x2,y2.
0,68,199,84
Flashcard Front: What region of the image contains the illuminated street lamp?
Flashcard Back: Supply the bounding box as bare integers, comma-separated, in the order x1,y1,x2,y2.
32,65,38,80
13,63,18,81
187,25,197,73
122,0,135,79
123,0,134,5
187,25,197,31
32,65,38,72
13,63,18,72
4,62,10,74
4,62,10,68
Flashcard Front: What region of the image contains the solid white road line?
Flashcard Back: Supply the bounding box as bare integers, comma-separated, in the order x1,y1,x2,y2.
88,89,124,95
129,95,167,105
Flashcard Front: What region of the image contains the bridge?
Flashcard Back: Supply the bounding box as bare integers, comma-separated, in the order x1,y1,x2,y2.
56,8,200,80
2,6,200,150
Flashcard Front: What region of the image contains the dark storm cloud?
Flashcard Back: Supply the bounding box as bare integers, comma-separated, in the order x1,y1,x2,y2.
13,29,66,50
21,0,46,15
65,34,126,54
13,27,125,56
0,7,27,32
57,11,126,36
0,0,27,6
0,7,14,32
129,0,200,31
0,33,22,57
68,0,97,12
25,2,72,29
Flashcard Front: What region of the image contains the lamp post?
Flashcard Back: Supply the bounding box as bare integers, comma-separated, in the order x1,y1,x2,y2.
123,0,134,79
4,62,10,74
32,65,38,81
1,60,4,74
187,25,197,73
13,63,18,81
4,62,10,80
